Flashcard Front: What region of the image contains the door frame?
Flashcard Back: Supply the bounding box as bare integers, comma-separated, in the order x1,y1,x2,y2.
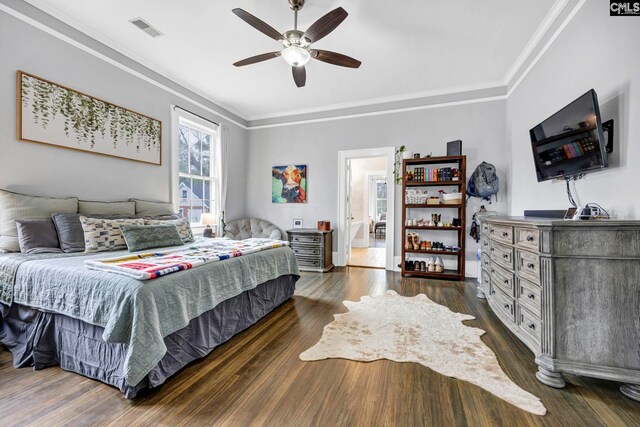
337,147,395,270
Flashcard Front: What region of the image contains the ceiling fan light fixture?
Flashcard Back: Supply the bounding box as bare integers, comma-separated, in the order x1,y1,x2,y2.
281,45,311,67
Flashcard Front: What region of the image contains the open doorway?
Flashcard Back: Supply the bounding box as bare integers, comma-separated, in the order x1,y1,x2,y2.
348,158,387,268
337,147,395,271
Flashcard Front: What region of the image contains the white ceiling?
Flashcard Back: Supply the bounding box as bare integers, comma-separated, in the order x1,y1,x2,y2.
26,0,558,120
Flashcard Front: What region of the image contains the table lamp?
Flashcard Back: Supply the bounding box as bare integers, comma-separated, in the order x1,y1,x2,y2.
201,213,217,238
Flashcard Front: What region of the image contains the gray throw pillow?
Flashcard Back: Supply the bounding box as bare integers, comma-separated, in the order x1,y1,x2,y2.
120,224,184,252
15,219,63,254
52,213,136,253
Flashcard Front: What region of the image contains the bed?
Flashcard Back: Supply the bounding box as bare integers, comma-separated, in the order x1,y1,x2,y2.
0,243,299,398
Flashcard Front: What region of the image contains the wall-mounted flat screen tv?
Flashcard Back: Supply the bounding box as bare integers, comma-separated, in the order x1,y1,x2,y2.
529,89,608,182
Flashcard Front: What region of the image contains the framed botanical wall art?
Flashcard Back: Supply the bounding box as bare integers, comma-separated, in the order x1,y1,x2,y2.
17,71,162,165
272,164,307,203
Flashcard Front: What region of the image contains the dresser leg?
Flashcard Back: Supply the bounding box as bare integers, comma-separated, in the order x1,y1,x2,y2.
620,384,640,402
476,284,486,299
536,366,565,388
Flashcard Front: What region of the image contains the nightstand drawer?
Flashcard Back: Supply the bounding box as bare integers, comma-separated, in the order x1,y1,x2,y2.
291,246,323,257
290,234,322,246
296,256,323,269
488,224,513,244
489,240,514,270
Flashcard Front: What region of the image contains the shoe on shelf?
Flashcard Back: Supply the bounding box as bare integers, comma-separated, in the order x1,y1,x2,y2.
435,257,444,273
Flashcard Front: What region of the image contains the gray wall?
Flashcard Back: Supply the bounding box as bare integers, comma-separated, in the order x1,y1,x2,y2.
0,10,247,220
506,1,640,218
246,101,508,262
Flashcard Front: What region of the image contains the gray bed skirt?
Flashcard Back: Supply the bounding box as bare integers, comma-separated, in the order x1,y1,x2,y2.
0,274,297,398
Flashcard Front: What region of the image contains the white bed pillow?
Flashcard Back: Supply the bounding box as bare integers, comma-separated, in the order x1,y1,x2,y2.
80,216,144,253
0,189,78,252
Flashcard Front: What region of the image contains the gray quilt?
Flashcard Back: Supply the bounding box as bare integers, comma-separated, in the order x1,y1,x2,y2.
0,245,299,386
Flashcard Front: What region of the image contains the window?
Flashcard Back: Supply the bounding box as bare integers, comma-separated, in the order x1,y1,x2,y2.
374,179,387,220
175,113,218,225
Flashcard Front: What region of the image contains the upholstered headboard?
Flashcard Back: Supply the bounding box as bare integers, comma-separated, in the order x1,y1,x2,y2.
223,218,282,240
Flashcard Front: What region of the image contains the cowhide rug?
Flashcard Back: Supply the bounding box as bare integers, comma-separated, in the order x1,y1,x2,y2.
300,290,546,415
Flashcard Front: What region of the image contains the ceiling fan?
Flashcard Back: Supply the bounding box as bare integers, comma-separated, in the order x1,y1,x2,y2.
232,0,361,88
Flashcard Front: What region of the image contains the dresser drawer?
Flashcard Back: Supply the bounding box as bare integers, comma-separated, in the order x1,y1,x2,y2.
488,224,513,244
481,268,492,296
480,234,490,253
291,246,323,257
290,234,322,246
481,221,490,235
489,240,514,270
517,276,541,316
489,286,515,324
481,252,491,271
516,227,540,251
490,263,515,297
518,305,541,348
516,249,541,284
296,256,322,269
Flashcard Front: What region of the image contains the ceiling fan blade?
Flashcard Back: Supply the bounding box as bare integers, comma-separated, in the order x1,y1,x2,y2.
233,52,280,67
312,50,361,68
303,7,348,43
232,8,284,41
292,66,306,88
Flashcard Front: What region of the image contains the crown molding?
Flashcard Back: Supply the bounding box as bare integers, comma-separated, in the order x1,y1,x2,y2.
21,0,248,121
4,0,585,130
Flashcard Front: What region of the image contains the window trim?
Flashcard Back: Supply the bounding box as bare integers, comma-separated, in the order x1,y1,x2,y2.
171,106,219,226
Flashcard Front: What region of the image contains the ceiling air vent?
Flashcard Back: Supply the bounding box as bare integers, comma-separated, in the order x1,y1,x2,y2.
129,17,164,38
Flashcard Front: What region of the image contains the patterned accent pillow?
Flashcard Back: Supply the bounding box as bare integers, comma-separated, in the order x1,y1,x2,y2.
144,218,194,243
79,216,144,253
120,224,184,252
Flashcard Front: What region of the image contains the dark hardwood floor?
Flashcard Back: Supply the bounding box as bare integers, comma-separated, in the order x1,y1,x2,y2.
1,267,639,426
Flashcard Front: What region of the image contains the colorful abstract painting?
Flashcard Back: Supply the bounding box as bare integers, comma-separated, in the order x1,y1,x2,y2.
272,165,307,203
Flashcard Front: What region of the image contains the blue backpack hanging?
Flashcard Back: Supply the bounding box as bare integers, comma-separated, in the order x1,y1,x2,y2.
467,162,499,203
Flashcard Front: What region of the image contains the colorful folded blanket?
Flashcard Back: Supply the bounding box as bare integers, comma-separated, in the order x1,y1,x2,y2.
85,238,290,280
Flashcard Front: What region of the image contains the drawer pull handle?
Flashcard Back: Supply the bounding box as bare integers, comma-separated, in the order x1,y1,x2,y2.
527,293,535,299
502,232,509,237
503,279,509,284
490,248,495,252
484,242,489,247
484,261,489,265
491,291,495,295
526,235,535,242
503,303,509,309
527,262,535,269
527,323,536,330
503,254,509,259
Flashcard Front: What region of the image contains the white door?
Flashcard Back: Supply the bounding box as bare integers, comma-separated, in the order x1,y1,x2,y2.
345,158,352,265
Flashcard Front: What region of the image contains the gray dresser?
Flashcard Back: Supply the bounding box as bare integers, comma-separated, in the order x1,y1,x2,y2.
287,229,334,272
478,216,640,402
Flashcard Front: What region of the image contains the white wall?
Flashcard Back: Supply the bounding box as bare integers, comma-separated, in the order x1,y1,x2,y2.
506,1,640,218
0,11,248,220
350,156,386,244
246,100,508,261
